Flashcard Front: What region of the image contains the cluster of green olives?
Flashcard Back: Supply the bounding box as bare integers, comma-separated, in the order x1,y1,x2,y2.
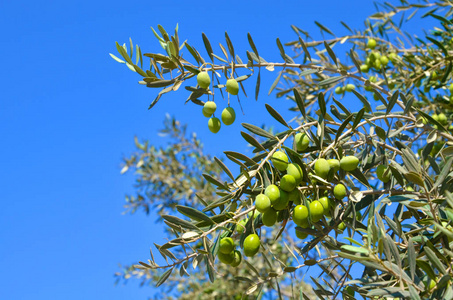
217,233,260,265
197,72,239,133
217,236,243,266
334,83,356,95
248,132,361,240
432,113,450,128
202,101,236,133
197,72,239,95
420,111,452,131
359,38,399,72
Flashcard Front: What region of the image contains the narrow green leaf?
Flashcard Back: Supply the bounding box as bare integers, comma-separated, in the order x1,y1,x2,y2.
177,205,214,224
145,79,176,88
162,215,200,231
389,165,405,187
375,126,386,140
224,150,258,166
265,104,290,128
212,53,228,63
314,21,334,36
350,168,371,187
408,285,421,300
324,41,337,65
235,74,253,82
424,247,447,275
432,157,453,190
407,238,416,280
116,42,133,65
351,108,365,132
201,196,234,213
341,21,353,33
351,90,372,113
156,268,173,287
386,91,399,115
202,33,214,61
319,76,344,86
242,123,275,139
341,245,369,255
427,36,448,56
294,89,306,118
185,43,200,64
276,38,285,60
255,70,261,101
404,172,424,187
148,93,162,110
241,131,266,151
204,256,215,283
335,113,354,143
109,53,125,63
157,24,169,41
298,37,311,61
132,64,148,77
401,148,421,173
349,49,362,72
318,93,326,118
214,157,235,182
268,71,283,95
203,173,229,190
337,251,371,261
150,27,165,43
247,33,259,57
428,13,452,24
300,69,318,76
417,259,437,280
218,43,229,61
225,31,235,58
333,98,351,116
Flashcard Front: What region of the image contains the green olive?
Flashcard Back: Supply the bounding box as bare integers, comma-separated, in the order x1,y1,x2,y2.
273,190,290,210
271,151,289,171
221,107,236,125
333,184,347,200
286,163,303,184
262,208,277,227
265,184,280,204
226,78,239,95
293,205,309,226
295,133,310,151
345,84,356,92
327,159,340,173
340,156,359,172
280,174,296,192
197,72,211,89
367,39,377,49
255,194,271,213
310,200,324,222
218,251,234,264
314,158,331,179
219,237,235,254
295,227,308,240
208,117,221,133
203,101,217,116
376,165,391,183
243,234,260,257
230,250,242,267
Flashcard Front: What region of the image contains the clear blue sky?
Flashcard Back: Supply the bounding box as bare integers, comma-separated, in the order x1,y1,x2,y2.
0,1,421,299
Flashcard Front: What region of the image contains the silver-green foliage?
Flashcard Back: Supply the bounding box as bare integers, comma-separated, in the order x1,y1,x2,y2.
113,1,453,299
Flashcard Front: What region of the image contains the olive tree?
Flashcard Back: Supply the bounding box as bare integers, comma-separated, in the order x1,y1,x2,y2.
112,1,453,299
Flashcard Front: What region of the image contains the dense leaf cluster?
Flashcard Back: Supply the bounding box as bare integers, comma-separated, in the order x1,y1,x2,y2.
114,1,453,299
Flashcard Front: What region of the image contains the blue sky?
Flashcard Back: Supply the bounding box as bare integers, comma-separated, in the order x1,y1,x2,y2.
0,1,416,299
